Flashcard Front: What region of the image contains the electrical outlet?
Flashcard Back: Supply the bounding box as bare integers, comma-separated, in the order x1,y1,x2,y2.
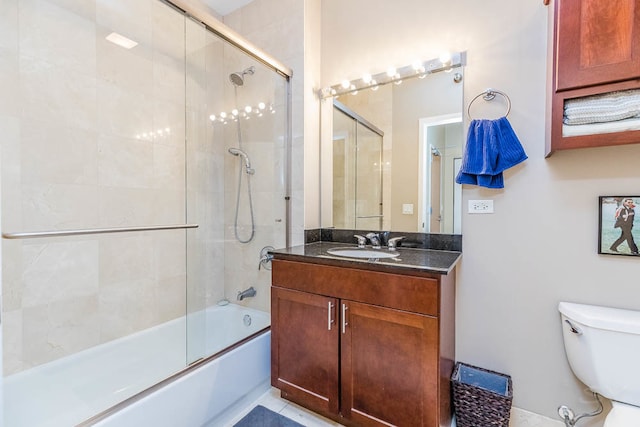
468,199,494,214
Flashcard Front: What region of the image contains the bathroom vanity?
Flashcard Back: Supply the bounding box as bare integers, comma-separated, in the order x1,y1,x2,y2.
269,242,460,427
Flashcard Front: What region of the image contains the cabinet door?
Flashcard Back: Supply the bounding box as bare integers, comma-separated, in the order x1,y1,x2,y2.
555,0,640,91
271,287,340,416
340,301,439,427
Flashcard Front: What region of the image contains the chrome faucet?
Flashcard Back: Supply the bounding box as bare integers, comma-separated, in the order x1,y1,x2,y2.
387,236,405,251
354,234,367,248
237,286,257,301
365,232,382,249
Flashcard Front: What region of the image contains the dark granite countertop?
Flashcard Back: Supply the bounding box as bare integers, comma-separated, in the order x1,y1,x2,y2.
270,242,461,275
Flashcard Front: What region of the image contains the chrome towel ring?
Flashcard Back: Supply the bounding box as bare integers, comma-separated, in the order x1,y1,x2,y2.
467,88,511,120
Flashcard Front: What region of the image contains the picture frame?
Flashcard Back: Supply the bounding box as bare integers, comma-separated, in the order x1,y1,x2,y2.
598,196,640,256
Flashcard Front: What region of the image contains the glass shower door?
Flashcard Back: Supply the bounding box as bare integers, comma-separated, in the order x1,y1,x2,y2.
331,108,357,229
331,104,383,230
1,1,191,425
354,123,383,230
184,16,289,365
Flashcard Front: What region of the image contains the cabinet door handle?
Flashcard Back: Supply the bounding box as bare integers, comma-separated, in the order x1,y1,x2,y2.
342,303,348,334
328,302,335,330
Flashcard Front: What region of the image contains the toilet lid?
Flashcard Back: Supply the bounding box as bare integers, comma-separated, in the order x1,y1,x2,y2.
604,402,640,427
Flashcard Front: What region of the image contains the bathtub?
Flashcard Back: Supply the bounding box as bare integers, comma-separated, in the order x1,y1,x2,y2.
3,304,270,427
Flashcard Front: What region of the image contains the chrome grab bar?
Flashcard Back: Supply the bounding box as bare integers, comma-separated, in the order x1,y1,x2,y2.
2,223,199,239
356,215,384,219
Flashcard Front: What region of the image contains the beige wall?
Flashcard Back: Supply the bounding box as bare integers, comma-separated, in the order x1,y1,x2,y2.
320,0,640,425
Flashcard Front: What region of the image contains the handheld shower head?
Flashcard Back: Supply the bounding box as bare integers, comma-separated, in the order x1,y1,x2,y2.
228,147,254,174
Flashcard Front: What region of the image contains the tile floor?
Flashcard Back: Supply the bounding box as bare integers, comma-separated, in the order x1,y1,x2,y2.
224,387,345,427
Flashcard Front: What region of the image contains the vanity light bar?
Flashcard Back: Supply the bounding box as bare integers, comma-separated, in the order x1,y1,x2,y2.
319,51,466,99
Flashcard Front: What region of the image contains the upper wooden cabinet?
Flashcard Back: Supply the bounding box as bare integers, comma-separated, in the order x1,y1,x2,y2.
547,0,640,155
555,0,640,91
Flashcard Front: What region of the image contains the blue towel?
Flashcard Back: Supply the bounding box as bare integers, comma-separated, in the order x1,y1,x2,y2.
455,117,527,189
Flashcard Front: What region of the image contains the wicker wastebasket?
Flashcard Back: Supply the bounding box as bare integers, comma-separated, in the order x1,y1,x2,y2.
451,362,513,427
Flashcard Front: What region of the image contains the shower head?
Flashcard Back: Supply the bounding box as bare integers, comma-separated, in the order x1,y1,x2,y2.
229,66,255,87
228,147,254,174
229,72,244,86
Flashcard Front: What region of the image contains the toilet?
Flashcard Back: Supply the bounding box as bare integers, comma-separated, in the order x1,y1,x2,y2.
559,302,640,427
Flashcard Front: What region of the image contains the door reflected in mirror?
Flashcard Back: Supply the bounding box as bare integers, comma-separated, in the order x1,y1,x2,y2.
321,69,464,234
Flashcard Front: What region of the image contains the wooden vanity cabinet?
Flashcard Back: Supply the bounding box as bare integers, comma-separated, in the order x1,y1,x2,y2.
271,286,340,415
548,0,640,154
271,259,455,427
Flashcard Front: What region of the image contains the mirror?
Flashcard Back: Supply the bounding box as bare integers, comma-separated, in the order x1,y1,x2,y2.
320,68,464,234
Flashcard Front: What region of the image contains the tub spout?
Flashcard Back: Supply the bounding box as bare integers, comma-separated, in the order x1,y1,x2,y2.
237,286,257,301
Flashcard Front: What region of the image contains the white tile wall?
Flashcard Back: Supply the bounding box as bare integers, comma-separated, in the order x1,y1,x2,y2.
2,0,292,378
1,0,191,375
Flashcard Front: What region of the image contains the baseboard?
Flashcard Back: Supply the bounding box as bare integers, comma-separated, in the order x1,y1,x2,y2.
510,407,565,427
451,407,564,427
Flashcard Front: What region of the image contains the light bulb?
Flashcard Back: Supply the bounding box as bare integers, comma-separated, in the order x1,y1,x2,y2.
220,112,227,119
386,67,396,78
371,79,379,91
439,52,452,64
245,106,252,113
232,109,238,116
362,73,372,84
258,102,266,110
412,61,425,73
209,114,216,121
341,80,351,89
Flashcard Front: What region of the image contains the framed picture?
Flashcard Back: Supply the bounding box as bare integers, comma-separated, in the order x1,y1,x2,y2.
599,196,640,256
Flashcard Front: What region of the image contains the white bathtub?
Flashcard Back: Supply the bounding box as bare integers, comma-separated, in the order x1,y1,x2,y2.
3,304,270,427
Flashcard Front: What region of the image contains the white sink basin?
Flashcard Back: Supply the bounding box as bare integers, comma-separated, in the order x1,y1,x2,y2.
326,248,400,259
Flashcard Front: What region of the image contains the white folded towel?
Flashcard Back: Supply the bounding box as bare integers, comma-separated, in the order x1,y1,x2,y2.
564,89,640,125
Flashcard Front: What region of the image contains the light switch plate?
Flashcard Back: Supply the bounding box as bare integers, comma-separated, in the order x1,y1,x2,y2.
468,200,494,214
402,204,414,214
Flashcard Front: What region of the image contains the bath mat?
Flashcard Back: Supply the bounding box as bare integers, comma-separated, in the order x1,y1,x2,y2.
233,405,305,427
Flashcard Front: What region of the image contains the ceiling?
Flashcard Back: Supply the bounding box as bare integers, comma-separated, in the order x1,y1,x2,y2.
203,0,255,16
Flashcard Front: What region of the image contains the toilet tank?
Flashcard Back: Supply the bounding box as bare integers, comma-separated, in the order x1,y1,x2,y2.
559,302,640,406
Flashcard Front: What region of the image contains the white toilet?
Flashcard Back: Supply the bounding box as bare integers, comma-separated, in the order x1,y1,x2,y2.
559,302,640,427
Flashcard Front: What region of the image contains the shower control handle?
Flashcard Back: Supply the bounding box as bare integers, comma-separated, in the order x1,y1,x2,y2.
328,302,335,330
